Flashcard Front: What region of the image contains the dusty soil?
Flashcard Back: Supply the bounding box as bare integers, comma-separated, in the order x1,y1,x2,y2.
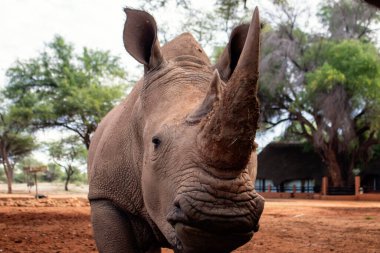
0,197,379,253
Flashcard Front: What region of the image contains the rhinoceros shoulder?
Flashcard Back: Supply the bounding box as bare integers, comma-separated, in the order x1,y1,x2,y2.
88,80,147,215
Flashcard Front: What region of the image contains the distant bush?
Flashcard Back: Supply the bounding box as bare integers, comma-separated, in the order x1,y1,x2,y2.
70,169,88,184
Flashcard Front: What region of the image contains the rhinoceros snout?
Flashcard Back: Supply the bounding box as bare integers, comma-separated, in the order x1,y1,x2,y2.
168,192,263,232
166,175,265,252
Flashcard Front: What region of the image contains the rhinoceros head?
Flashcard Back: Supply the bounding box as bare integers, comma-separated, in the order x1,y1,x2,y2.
123,8,264,253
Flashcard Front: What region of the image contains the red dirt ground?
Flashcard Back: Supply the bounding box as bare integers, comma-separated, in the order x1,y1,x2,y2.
0,197,379,253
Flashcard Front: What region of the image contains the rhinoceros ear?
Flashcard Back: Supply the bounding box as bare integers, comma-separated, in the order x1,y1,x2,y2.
214,24,249,82
123,8,164,71
186,70,223,124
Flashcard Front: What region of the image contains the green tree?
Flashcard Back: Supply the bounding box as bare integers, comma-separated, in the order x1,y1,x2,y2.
69,168,88,184
141,0,250,52
318,0,380,41
5,36,127,149
44,163,65,182
47,135,87,191
0,101,36,193
259,0,380,187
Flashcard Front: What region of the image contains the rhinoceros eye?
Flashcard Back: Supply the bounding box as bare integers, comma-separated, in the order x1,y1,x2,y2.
152,136,161,148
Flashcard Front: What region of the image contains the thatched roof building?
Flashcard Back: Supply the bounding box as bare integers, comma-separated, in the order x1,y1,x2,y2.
257,142,380,193
362,157,380,177
257,142,326,186
361,156,380,192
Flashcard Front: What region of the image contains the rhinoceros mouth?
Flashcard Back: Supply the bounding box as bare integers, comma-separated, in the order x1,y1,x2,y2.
167,204,260,234
167,200,261,253
172,222,254,253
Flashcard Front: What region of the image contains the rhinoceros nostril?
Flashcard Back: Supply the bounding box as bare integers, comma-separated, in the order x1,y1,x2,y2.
167,201,188,227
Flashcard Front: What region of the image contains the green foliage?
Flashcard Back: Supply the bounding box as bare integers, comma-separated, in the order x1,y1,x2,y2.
47,135,87,165
44,163,65,182
141,0,250,50
13,172,26,183
182,11,219,46
0,132,35,159
46,135,87,190
5,35,127,148
272,0,288,5
318,0,380,41
372,144,380,159
0,103,36,165
14,156,47,183
70,168,88,184
307,63,346,93
306,40,380,131
254,0,380,186
141,0,192,9
215,0,241,31
0,99,36,192
18,156,45,168
0,165,5,182
324,41,379,95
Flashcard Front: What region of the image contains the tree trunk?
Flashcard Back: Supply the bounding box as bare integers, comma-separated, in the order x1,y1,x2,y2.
6,169,13,194
64,171,71,191
84,133,91,150
64,166,74,191
1,144,13,194
64,173,70,191
323,148,344,187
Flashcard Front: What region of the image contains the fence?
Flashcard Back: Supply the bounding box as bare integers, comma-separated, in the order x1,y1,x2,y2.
277,186,315,193
327,187,355,195
260,186,357,195
362,185,380,193
257,184,319,193
257,176,380,201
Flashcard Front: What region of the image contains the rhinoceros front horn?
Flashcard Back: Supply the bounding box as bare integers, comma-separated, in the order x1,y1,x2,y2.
200,7,260,170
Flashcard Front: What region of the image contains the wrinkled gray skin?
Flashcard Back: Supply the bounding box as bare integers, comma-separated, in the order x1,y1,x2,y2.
88,7,264,253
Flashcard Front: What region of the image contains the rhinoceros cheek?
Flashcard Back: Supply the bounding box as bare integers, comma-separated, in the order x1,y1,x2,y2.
141,169,179,246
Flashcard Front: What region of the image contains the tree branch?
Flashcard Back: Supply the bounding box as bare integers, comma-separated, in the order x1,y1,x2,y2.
263,117,291,129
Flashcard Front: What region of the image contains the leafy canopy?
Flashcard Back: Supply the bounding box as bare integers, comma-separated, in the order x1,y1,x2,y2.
0,103,36,165
307,40,380,100
5,36,127,148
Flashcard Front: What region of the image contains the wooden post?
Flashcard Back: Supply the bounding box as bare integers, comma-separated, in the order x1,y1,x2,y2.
24,166,47,199
322,176,328,195
34,173,38,199
263,179,266,192
355,176,361,197
301,179,305,193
